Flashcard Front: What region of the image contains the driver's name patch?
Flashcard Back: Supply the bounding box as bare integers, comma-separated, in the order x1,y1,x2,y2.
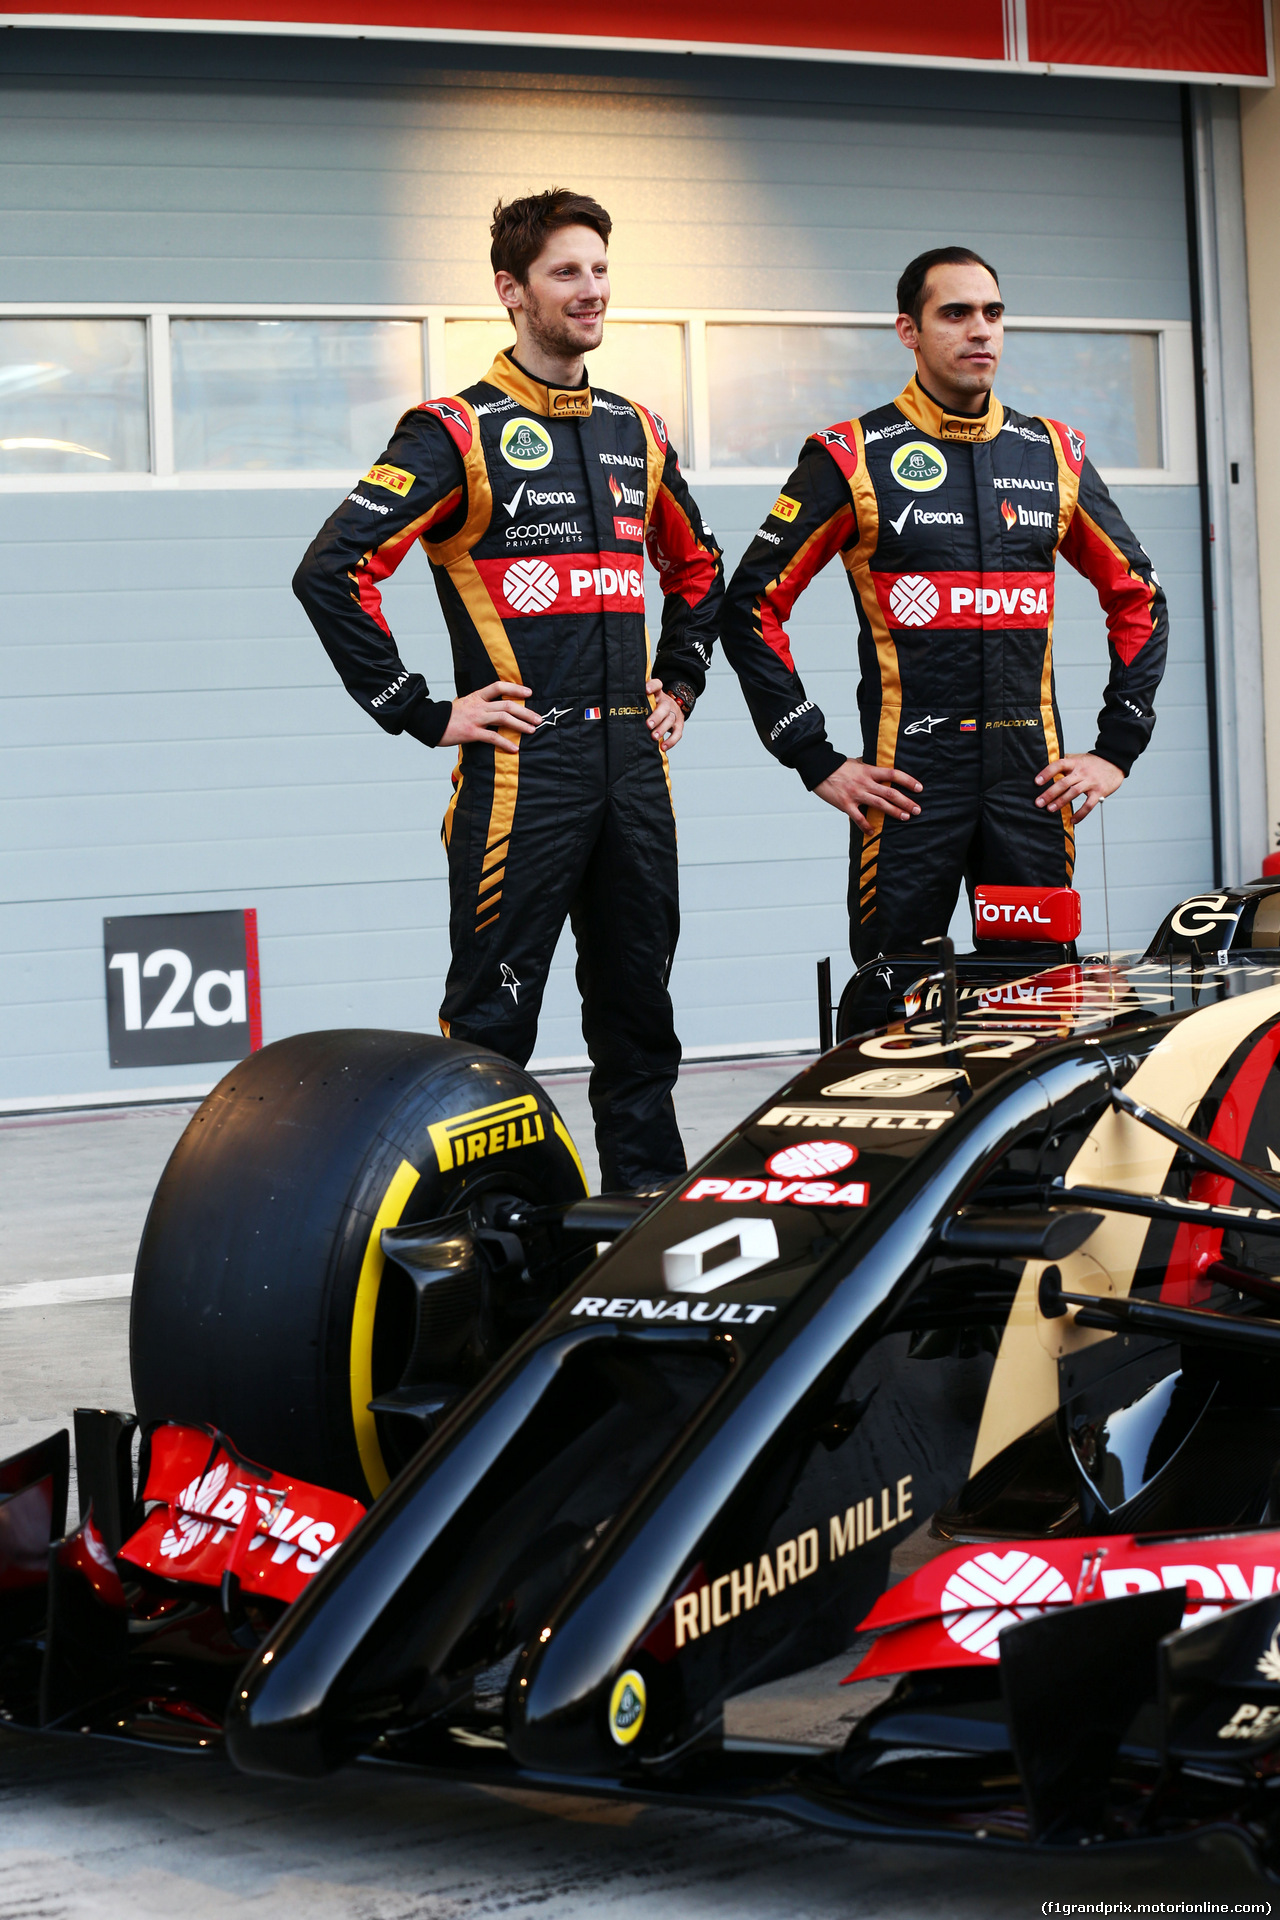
428,1093,544,1171
759,1104,950,1132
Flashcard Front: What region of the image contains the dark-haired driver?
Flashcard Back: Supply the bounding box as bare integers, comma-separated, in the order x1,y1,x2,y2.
722,246,1167,965
294,190,722,1190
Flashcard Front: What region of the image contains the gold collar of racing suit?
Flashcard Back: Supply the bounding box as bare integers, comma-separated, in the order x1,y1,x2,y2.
893,374,1003,444
481,350,593,421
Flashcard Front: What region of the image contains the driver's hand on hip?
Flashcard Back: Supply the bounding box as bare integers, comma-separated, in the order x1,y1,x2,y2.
1035,751,1124,825
438,681,542,754
814,757,923,834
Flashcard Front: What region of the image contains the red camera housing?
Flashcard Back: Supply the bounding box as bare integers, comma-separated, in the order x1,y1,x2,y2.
972,885,1082,943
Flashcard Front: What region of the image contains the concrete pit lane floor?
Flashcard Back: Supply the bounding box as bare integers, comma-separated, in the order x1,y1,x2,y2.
0,1060,1268,1915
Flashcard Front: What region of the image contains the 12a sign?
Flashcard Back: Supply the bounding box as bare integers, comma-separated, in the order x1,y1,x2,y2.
104,910,262,1069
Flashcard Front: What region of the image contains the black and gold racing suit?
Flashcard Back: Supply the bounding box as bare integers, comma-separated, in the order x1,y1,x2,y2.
294,350,722,1189
722,376,1168,963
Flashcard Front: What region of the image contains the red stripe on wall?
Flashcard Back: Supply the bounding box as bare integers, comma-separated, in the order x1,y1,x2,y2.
0,0,1005,55
7,0,1267,74
242,907,262,1052
1029,0,1268,79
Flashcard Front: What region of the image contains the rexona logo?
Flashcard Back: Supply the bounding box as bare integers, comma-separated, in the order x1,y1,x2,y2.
427,1093,545,1171
500,417,554,471
890,442,947,493
888,574,940,628
609,1670,646,1745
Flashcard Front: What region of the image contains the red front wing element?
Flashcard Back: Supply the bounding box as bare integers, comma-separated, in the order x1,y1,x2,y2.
973,885,1082,943
845,1530,1280,1681
118,1425,366,1607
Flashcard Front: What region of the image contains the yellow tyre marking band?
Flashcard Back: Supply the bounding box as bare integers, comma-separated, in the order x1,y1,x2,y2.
350,1157,421,1498
553,1113,589,1194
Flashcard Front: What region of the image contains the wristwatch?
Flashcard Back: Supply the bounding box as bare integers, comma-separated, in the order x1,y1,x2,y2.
667,681,697,719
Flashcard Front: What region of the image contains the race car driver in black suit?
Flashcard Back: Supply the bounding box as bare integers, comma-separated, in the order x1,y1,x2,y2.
294,190,723,1191
721,246,1168,965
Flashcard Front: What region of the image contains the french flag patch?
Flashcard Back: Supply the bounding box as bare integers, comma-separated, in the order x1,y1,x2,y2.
584,706,602,720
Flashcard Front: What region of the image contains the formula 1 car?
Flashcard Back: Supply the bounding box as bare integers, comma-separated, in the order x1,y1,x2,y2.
11,880,1280,1871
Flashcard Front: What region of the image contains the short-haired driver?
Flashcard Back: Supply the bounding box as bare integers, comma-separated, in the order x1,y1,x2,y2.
295,190,723,1190
722,246,1168,965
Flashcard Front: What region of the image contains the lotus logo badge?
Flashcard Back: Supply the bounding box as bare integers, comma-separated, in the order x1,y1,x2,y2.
608,1668,647,1745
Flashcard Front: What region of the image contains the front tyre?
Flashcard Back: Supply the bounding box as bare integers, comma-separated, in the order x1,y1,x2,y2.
130,1030,588,1500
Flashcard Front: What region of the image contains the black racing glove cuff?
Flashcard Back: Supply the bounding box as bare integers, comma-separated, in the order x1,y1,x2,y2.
1091,729,1137,779
402,698,454,748
792,739,846,791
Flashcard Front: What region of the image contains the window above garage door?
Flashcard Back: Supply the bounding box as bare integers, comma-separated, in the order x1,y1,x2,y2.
0,305,1196,492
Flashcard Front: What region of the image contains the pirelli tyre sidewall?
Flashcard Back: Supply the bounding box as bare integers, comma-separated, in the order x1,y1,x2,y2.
130,1030,587,1501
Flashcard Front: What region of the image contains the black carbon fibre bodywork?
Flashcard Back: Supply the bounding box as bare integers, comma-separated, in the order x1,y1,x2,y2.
14,886,1280,1871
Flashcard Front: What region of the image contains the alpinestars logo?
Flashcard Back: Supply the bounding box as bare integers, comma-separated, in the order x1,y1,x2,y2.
940,1550,1072,1658
904,714,947,735
815,428,850,452
888,575,940,627
425,401,468,431
1066,426,1085,462
501,964,520,1004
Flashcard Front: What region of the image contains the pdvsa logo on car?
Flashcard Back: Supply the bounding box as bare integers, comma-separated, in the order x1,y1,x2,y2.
681,1141,869,1209
104,908,261,1070
891,443,948,493
500,418,554,471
